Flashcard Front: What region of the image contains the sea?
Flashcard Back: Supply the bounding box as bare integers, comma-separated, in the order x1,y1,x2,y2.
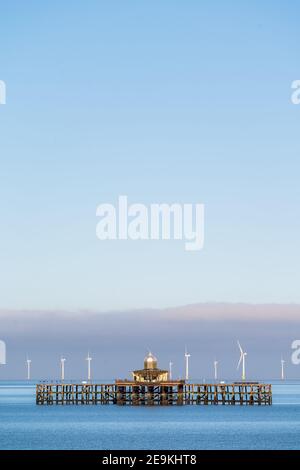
0,380,300,450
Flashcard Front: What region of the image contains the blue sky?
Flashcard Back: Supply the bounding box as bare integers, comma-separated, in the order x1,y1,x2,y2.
0,1,300,310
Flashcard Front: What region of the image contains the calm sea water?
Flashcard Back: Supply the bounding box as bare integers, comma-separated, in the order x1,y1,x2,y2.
0,380,300,450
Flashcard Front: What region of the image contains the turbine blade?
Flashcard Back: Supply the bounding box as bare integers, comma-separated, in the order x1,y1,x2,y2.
237,353,243,370
237,340,243,354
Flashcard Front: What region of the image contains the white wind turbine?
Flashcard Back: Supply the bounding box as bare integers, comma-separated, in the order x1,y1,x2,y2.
60,356,66,381
237,341,247,381
214,360,218,381
281,357,285,381
169,361,173,380
26,356,32,380
86,352,92,382
185,347,191,381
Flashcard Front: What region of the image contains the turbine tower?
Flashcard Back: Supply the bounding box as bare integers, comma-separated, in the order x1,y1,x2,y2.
26,356,31,380
185,347,191,381
281,357,285,381
169,361,173,380
86,352,92,382
237,341,247,381
60,356,66,381
214,360,218,381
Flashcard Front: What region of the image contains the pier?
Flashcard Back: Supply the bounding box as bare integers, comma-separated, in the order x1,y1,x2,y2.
36,381,272,406
36,352,272,406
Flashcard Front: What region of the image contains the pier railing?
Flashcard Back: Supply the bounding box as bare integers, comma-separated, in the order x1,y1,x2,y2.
36,382,272,406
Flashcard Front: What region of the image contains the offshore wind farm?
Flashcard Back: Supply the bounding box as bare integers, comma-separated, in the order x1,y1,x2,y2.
20,340,289,385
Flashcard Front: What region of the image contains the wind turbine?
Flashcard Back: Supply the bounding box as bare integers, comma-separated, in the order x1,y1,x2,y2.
86,352,92,382
185,347,191,381
26,356,32,380
169,361,173,380
237,341,247,381
281,357,285,381
214,360,218,381
60,356,66,381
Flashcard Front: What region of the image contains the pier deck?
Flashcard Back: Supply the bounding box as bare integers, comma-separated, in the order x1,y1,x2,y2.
36,382,272,406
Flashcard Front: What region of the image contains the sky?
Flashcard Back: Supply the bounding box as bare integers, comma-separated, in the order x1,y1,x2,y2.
0,1,300,311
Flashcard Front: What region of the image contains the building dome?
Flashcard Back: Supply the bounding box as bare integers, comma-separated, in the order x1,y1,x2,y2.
144,352,157,370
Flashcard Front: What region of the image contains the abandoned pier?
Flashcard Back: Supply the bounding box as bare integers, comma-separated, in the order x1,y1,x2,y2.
36,353,272,406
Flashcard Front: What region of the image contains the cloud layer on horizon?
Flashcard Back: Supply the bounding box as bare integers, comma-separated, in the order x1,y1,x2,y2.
0,303,299,380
